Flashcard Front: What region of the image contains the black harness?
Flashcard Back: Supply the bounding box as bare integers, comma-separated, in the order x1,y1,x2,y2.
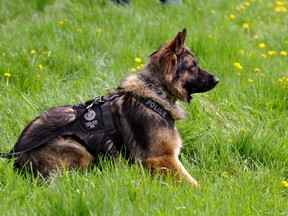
0,93,174,158
67,95,123,157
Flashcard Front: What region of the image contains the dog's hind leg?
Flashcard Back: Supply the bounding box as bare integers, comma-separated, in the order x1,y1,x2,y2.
15,138,95,178
144,156,199,188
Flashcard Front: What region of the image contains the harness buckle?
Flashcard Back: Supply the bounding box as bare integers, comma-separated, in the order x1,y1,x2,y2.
86,96,108,110
95,96,107,103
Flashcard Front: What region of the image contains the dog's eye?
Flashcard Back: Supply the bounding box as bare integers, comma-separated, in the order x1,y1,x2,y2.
190,63,198,71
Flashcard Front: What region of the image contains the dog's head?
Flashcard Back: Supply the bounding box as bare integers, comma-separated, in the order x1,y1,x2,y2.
147,28,219,103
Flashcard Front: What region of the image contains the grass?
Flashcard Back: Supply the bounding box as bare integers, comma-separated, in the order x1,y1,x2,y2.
0,0,288,215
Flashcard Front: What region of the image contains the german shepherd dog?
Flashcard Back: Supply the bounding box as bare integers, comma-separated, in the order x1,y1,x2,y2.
2,29,219,187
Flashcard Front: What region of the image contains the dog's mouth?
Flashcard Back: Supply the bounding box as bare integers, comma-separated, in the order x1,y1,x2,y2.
187,94,194,103
185,76,220,103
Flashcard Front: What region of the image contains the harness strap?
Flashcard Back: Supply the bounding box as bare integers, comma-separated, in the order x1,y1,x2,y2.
133,95,174,127
0,151,22,158
100,101,122,146
117,90,174,127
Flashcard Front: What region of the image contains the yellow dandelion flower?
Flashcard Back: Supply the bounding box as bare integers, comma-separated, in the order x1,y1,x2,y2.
4,72,11,77
76,55,81,60
279,78,283,83
136,65,142,70
130,68,137,72
140,64,145,69
210,10,216,15
39,64,44,70
275,6,286,13
260,73,265,77
254,68,260,72
281,181,288,188
258,43,266,49
244,2,250,6
58,18,68,25
228,14,236,19
240,127,246,132
31,50,36,54
228,138,233,143
247,78,254,84
254,35,259,39
275,7,281,13
280,6,286,13
239,50,245,55
239,5,246,10
280,51,287,56
243,23,250,29
276,1,284,6
96,28,103,33
134,57,142,63
234,62,243,69
261,54,267,58
267,50,276,56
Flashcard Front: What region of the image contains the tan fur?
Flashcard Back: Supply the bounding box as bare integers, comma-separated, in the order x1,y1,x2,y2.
17,138,95,177
145,156,198,186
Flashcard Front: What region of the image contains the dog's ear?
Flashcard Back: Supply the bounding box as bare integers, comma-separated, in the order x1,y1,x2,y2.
169,28,187,56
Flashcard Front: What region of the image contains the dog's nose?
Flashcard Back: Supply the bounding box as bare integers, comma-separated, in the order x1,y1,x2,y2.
213,77,220,84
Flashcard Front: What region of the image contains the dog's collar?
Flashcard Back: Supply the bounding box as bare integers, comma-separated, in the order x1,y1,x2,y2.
138,76,164,95
138,76,176,104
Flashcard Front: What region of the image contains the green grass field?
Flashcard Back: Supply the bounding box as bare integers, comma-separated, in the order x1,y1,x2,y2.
0,0,287,215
